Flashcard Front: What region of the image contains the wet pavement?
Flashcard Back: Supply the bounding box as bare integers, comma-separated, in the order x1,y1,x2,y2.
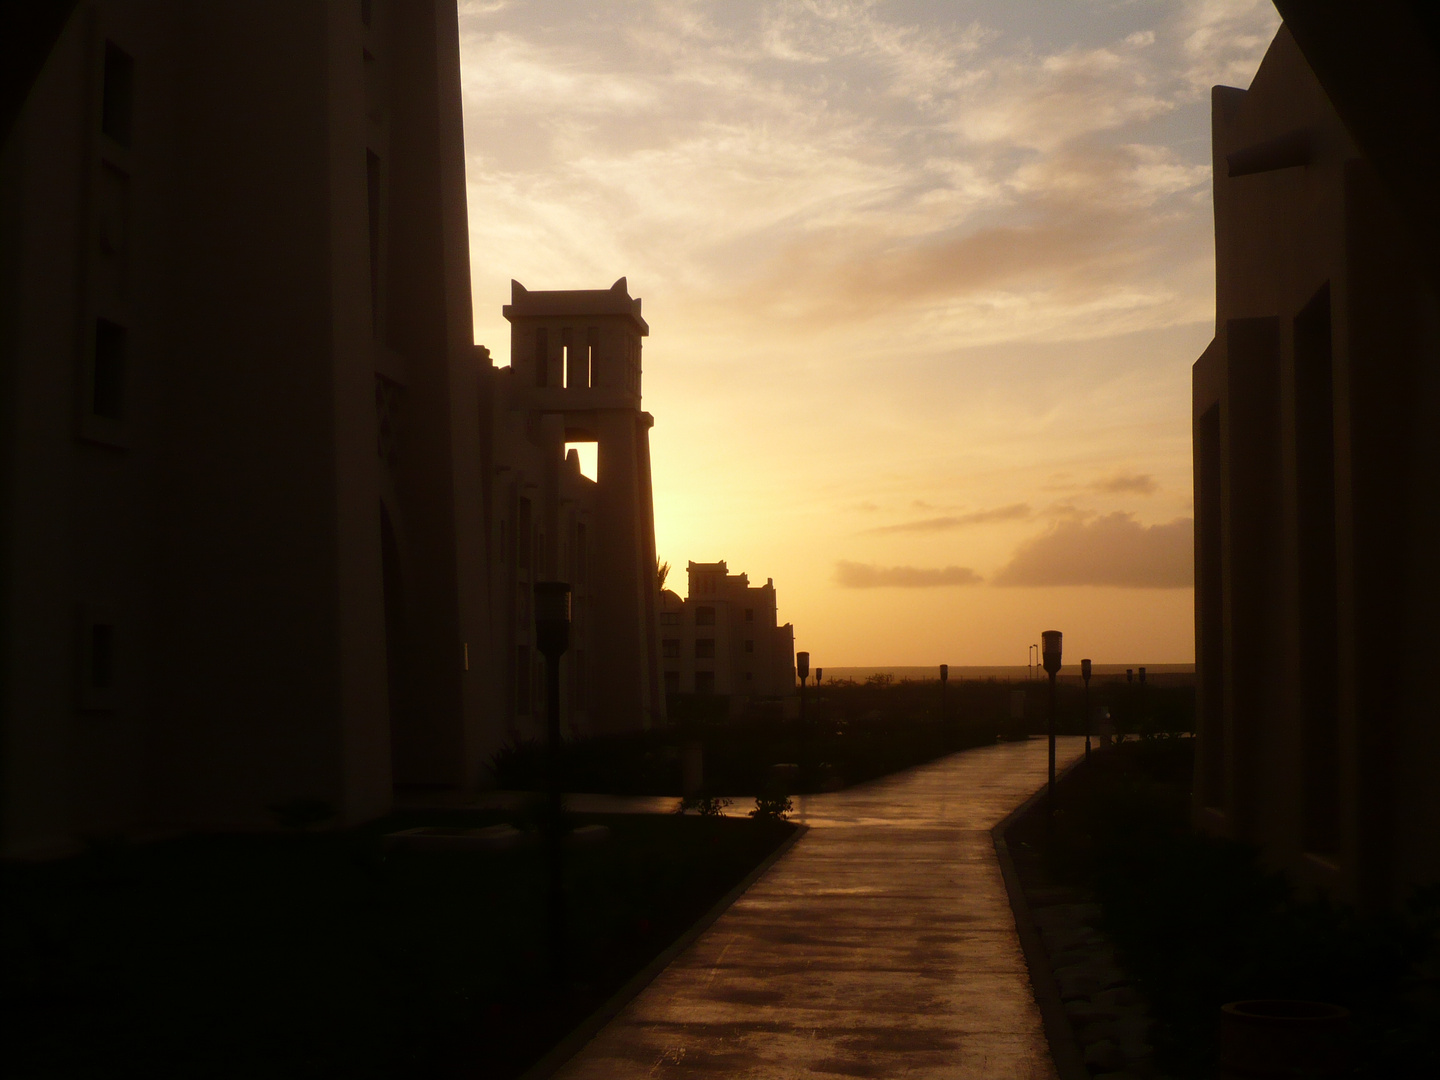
553,736,1088,1079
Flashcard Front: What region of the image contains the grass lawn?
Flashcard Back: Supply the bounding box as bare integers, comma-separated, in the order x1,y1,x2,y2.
1,810,795,1079
1009,740,1440,1079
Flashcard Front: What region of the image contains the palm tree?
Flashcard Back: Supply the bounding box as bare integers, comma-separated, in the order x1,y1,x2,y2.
656,559,670,592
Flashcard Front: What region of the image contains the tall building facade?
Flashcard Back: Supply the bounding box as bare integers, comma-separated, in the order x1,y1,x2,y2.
659,561,796,713
1191,26,1440,909
0,1,663,857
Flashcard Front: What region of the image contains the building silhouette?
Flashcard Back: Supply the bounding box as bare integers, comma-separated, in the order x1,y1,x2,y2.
0,2,662,856
659,561,796,713
1192,24,1440,909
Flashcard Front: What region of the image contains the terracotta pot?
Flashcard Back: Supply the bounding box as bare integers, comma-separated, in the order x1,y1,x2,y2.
1219,999,1349,1079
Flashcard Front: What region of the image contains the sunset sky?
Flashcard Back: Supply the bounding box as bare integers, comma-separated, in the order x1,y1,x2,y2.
456,0,1282,666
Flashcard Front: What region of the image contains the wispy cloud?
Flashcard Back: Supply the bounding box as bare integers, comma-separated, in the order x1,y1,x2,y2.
1090,473,1159,495
992,512,1192,588
867,502,1032,534
836,561,984,588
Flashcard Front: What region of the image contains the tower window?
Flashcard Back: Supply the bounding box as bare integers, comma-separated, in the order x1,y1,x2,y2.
534,327,549,388
101,42,134,146
93,318,127,420
90,623,115,689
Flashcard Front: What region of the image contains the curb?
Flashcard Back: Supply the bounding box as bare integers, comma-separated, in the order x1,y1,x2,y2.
518,820,810,1080
992,758,1090,1080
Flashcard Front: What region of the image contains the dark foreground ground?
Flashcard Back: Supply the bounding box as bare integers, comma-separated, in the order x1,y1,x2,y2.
1007,739,1440,1079
1,811,795,1079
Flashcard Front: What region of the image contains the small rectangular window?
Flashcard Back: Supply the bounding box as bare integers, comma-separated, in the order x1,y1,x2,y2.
665,670,679,694
695,606,715,627
90,624,115,689
366,150,382,334
361,0,373,27
516,646,531,714
534,327,549,388
744,640,754,654
102,42,134,146
660,611,679,626
662,638,680,659
744,608,754,622
93,318,127,419
517,497,532,570
695,639,715,659
695,671,715,694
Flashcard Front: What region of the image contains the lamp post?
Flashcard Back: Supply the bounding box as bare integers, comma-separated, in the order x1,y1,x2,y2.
796,651,810,788
1029,643,1039,682
533,581,571,985
939,663,948,723
1081,658,1092,763
1042,631,1062,815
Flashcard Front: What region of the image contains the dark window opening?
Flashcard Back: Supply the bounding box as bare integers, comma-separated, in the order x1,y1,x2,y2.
93,318,127,420
1197,403,1225,808
366,150,382,334
1295,283,1340,854
361,0,373,27
90,623,115,689
517,497,532,571
101,42,134,146
744,608,754,622
744,639,754,654
665,670,679,693
662,638,680,659
516,646,531,714
695,639,715,659
695,671,715,694
534,327,549,388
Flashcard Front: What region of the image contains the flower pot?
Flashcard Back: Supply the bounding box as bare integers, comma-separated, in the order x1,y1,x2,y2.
1219,999,1349,1079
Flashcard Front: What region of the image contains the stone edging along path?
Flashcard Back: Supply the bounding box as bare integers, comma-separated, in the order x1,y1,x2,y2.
994,759,1168,1080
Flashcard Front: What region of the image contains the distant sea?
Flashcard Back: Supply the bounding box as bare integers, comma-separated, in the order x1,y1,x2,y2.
820,664,1194,684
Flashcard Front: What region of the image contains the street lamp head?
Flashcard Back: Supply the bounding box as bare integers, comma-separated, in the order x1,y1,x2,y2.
533,581,572,658
815,667,823,685
939,663,948,684
796,651,810,681
1081,658,1092,683
1041,630,1063,675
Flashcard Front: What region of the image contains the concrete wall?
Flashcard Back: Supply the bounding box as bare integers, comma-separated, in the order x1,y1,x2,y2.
0,0,487,854
1192,26,1440,909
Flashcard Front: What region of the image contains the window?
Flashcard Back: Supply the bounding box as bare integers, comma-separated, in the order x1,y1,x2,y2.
694,671,715,694
366,150,382,333
360,0,372,27
664,670,679,693
662,638,680,659
744,608,754,622
695,606,715,627
515,646,531,714
517,498,531,571
660,611,679,626
695,639,715,659
93,318,127,419
101,42,134,146
534,327,548,387
744,640,754,654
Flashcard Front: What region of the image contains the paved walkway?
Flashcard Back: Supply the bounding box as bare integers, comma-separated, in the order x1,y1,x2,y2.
554,736,1088,1079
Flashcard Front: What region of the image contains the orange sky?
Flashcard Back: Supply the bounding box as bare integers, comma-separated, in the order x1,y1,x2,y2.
457,0,1282,666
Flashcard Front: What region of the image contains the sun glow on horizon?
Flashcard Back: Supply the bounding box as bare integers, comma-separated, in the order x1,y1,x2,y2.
459,0,1281,665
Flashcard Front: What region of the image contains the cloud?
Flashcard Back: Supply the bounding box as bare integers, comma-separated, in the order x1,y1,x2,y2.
835,561,984,588
1090,472,1158,495
867,502,1032,534
992,512,1192,587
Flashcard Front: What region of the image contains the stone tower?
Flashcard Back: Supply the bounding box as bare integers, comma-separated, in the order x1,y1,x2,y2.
502,278,665,732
